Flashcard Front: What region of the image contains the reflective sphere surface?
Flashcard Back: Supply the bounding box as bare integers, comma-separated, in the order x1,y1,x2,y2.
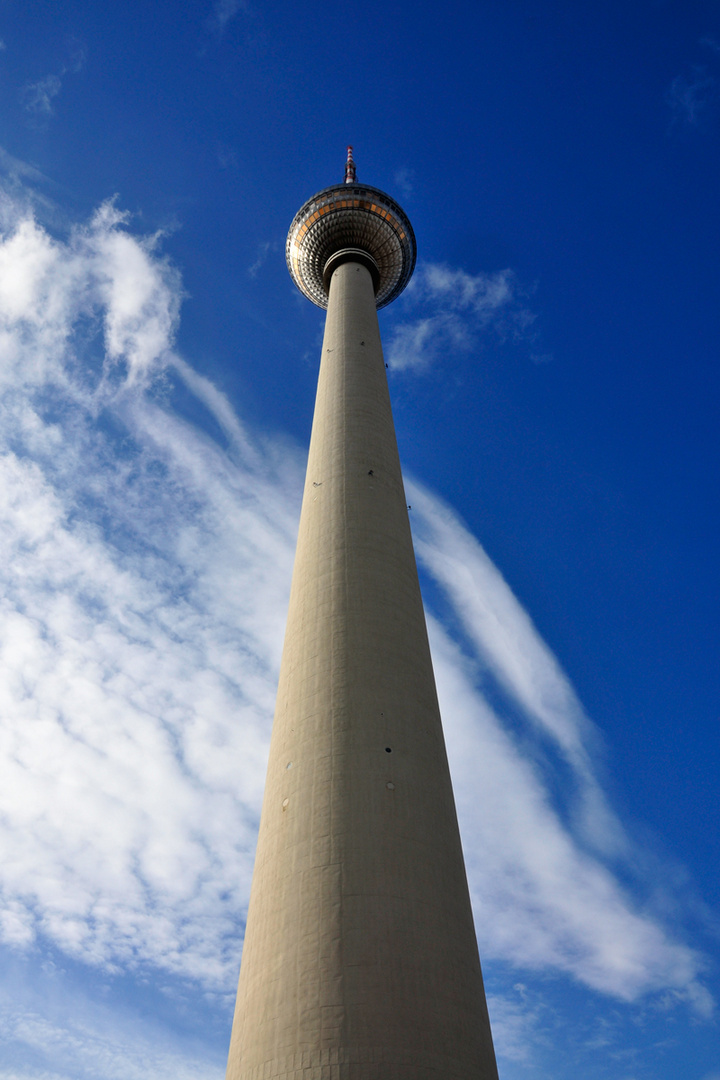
286,184,416,309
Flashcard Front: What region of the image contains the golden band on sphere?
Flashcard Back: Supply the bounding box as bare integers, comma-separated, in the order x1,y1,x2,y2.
286,183,416,309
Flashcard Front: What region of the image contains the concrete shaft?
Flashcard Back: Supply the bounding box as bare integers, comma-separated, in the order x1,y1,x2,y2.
226,261,499,1080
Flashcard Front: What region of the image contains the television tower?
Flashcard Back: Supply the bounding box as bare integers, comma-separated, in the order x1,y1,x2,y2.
226,148,499,1080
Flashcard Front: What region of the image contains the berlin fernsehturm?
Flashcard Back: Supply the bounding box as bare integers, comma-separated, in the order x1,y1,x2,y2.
225,149,499,1080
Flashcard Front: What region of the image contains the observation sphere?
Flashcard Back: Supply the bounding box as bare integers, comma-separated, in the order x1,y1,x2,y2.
286,183,416,309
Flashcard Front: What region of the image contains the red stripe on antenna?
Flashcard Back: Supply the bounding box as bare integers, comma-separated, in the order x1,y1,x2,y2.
344,146,356,184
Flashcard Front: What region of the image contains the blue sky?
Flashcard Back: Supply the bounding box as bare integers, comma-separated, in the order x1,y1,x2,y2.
0,1,718,1077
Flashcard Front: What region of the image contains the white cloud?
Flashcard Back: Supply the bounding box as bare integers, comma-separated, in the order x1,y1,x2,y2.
0,196,180,392
408,481,623,856
21,74,63,117
248,240,277,278
19,46,85,122
425,617,707,1007
393,167,414,198
0,178,709,1045
0,192,295,987
485,986,543,1064
0,996,223,1080
386,262,538,371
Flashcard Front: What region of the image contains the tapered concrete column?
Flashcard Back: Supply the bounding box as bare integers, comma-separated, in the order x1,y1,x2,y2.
225,259,499,1080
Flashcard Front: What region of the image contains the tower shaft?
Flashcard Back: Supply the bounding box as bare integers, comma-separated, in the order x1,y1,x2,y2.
226,261,498,1080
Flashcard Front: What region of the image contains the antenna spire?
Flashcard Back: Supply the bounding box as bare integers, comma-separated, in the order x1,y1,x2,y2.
344,145,356,184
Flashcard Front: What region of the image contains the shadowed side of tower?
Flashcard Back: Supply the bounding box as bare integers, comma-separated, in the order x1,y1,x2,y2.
226,151,499,1080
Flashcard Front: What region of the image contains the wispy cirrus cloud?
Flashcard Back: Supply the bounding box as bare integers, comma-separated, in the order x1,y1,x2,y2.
20,44,85,123
666,66,716,127
206,0,245,37
666,37,720,130
21,73,63,118
386,262,540,371
216,143,240,170
393,167,415,198
0,190,296,988
484,985,546,1064
0,992,223,1080
248,240,278,278
409,482,623,853
0,172,711,1075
